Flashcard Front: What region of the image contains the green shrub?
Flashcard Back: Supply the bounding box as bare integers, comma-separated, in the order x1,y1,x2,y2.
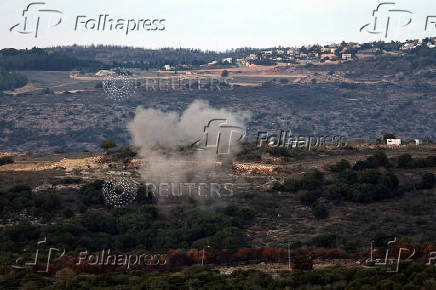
417,173,435,189
328,159,351,172
312,203,329,219
0,156,14,166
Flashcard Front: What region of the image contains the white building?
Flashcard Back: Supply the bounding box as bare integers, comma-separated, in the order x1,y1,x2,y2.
246,54,257,61
95,70,116,77
342,54,352,60
387,139,401,146
222,58,233,64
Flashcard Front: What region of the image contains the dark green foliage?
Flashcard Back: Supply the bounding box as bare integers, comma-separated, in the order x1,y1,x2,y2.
34,194,61,212
0,186,62,219
0,48,101,71
236,207,256,221
100,139,117,151
310,234,339,248
280,170,324,192
267,147,292,157
397,154,436,169
136,185,157,204
328,159,351,172
0,66,27,91
311,203,329,219
0,156,14,166
62,208,74,218
326,169,400,203
352,152,391,170
398,153,415,168
417,173,435,190
78,180,105,206
0,199,254,252
2,262,433,289
298,190,322,206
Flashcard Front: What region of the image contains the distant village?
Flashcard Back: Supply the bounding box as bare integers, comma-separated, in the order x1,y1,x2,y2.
161,38,436,71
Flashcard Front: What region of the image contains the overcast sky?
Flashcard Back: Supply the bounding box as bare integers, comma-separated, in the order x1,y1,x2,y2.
2,0,436,50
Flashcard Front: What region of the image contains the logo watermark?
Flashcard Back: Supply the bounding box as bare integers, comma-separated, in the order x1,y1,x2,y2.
193,119,246,156
102,176,138,207
360,2,412,39
10,2,166,38
10,2,63,38
362,237,416,272
103,68,137,101
145,182,234,198
360,2,436,38
77,250,167,269
257,130,347,151
12,237,167,272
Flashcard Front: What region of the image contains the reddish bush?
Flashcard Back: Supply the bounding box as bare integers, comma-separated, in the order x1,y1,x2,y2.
233,248,255,262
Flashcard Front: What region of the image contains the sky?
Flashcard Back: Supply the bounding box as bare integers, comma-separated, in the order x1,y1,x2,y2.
1,0,436,51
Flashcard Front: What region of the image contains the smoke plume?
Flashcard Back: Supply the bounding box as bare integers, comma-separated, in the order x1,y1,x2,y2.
128,100,251,186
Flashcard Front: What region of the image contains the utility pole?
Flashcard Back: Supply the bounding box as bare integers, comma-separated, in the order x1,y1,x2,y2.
288,242,291,271
202,245,211,266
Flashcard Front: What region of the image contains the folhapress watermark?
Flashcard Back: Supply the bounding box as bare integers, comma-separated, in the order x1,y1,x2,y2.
257,130,347,151
362,237,416,273
12,237,65,273
193,119,246,156
75,15,165,35
360,2,436,38
10,2,166,38
12,237,167,272
77,250,167,269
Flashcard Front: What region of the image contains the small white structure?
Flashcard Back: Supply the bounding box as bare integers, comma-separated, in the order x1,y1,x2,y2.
414,139,421,146
163,64,172,71
387,139,401,146
246,54,257,60
95,70,116,77
222,57,233,64
342,53,352,60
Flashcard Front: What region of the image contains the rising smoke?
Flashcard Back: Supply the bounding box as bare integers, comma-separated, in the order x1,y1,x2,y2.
128,100,251,186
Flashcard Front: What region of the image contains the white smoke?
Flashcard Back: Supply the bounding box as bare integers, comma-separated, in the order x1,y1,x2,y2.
128,100,251,185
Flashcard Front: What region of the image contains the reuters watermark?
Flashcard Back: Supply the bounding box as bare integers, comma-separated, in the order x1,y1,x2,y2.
141,77,234,91
145,182,234,198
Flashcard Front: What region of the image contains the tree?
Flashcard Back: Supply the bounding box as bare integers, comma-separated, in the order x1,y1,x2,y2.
100,139,117,151
0,156,14,166
221,70,229,77
312,203,329,219
418,173,435,189
328,159,351,172
398,153,415,168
